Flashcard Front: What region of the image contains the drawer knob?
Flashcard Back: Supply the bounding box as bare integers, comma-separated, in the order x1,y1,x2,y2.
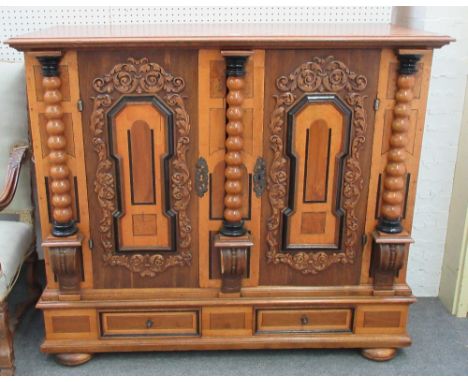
146,319,153,329
300,315,309,325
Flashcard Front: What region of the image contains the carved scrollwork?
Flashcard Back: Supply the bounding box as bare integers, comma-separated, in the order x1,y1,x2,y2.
266,56,368,275
93,57,185,95
90,57,192,277
276,56,367,94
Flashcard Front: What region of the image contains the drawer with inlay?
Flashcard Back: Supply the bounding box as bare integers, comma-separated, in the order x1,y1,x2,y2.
100,310,200,337
255,308,353,334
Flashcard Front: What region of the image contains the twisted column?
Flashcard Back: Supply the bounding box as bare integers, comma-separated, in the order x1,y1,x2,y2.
220,52,252,237
37,55,77,237
377,54,421,234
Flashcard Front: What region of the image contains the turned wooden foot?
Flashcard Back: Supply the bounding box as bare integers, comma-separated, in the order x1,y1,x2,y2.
361,348,397,361
55,353,93,366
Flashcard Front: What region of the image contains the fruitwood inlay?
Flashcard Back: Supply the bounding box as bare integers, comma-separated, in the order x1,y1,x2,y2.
89,57,192,277
266,56,368,274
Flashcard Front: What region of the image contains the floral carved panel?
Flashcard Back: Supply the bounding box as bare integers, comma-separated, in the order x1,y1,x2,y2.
266,56,369,275
89,57,192,278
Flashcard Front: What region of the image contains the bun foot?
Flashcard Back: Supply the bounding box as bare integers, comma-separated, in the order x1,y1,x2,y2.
55,353,93,366
361,348,397,361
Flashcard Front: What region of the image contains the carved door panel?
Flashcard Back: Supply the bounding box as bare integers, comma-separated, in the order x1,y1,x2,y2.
79,50,199,288
260,50,380,286
198,50,265,287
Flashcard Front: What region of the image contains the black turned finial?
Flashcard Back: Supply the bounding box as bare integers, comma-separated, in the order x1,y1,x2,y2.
225,56,249,77
398,54,421,75
52,220,78,237
377,217,403,234
37,56,61,77
220,221,246,237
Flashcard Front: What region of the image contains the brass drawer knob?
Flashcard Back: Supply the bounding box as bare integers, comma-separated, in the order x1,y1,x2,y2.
300,315,309,325
146,319,154,329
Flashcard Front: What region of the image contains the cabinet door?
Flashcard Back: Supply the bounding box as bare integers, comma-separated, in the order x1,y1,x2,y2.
79,50,199,288
198,50,265,287
260,50,380,286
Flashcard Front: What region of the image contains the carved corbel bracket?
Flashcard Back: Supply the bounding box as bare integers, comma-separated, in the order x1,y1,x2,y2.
43,234,83,298
214,233,253,294
371,231,414,292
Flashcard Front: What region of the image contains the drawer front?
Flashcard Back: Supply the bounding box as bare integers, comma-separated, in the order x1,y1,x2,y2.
256,308,352,334
101,310,199,337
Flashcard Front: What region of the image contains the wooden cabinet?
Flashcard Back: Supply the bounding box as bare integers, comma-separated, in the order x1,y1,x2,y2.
7,23,452,364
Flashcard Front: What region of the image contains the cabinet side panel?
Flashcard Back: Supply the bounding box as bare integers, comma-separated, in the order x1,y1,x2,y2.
25,51,93,289
361,49,433,284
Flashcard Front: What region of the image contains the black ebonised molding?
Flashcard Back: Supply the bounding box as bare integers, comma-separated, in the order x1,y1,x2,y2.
37,56,61,77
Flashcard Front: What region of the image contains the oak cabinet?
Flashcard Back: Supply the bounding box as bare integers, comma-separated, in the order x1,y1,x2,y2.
7,23,452,364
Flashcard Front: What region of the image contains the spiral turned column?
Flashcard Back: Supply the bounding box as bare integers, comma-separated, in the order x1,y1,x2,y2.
377,54,421,234
37,54,77,237
220,52,252,237
215,51,253,294
372,53,420,292
37,53,81,297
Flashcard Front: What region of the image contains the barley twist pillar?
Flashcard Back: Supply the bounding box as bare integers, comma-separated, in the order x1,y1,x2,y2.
37,54,77,237
372,53,420,292
377,54,421,234
37,53,82,296
215,51,254,294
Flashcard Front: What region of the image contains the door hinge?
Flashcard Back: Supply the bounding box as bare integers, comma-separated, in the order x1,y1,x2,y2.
88,239,94,249
77,99,84,112
373,98,380,111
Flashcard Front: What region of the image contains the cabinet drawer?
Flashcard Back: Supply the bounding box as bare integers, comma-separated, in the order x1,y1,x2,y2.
256,308,352,334
100,310,199,337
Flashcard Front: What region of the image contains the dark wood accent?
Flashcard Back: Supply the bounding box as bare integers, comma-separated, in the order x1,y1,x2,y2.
303,124,331,203
128,123,156,205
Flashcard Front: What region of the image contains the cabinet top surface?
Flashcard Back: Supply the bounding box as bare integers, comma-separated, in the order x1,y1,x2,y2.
7,23,453,50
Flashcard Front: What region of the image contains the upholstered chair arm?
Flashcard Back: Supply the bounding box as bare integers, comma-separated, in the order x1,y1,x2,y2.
0,145,29,212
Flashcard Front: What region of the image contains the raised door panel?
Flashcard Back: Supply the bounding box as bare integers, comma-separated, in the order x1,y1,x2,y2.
260,49,380,286
198,50,265,288
79,50,199,288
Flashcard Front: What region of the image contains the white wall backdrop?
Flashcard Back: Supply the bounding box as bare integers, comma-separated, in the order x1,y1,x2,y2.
1,6,463,297
0,6,392,62
393,7,468,297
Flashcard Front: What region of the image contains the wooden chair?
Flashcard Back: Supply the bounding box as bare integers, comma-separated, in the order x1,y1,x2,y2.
0,63,41,376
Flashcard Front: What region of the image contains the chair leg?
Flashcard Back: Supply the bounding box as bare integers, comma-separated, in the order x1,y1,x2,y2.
0,301,14,375
12,251,42,330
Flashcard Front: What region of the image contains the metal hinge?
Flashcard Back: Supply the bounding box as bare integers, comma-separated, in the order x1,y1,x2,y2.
77,99,84,112
373,98,380,111
88,239,94,249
